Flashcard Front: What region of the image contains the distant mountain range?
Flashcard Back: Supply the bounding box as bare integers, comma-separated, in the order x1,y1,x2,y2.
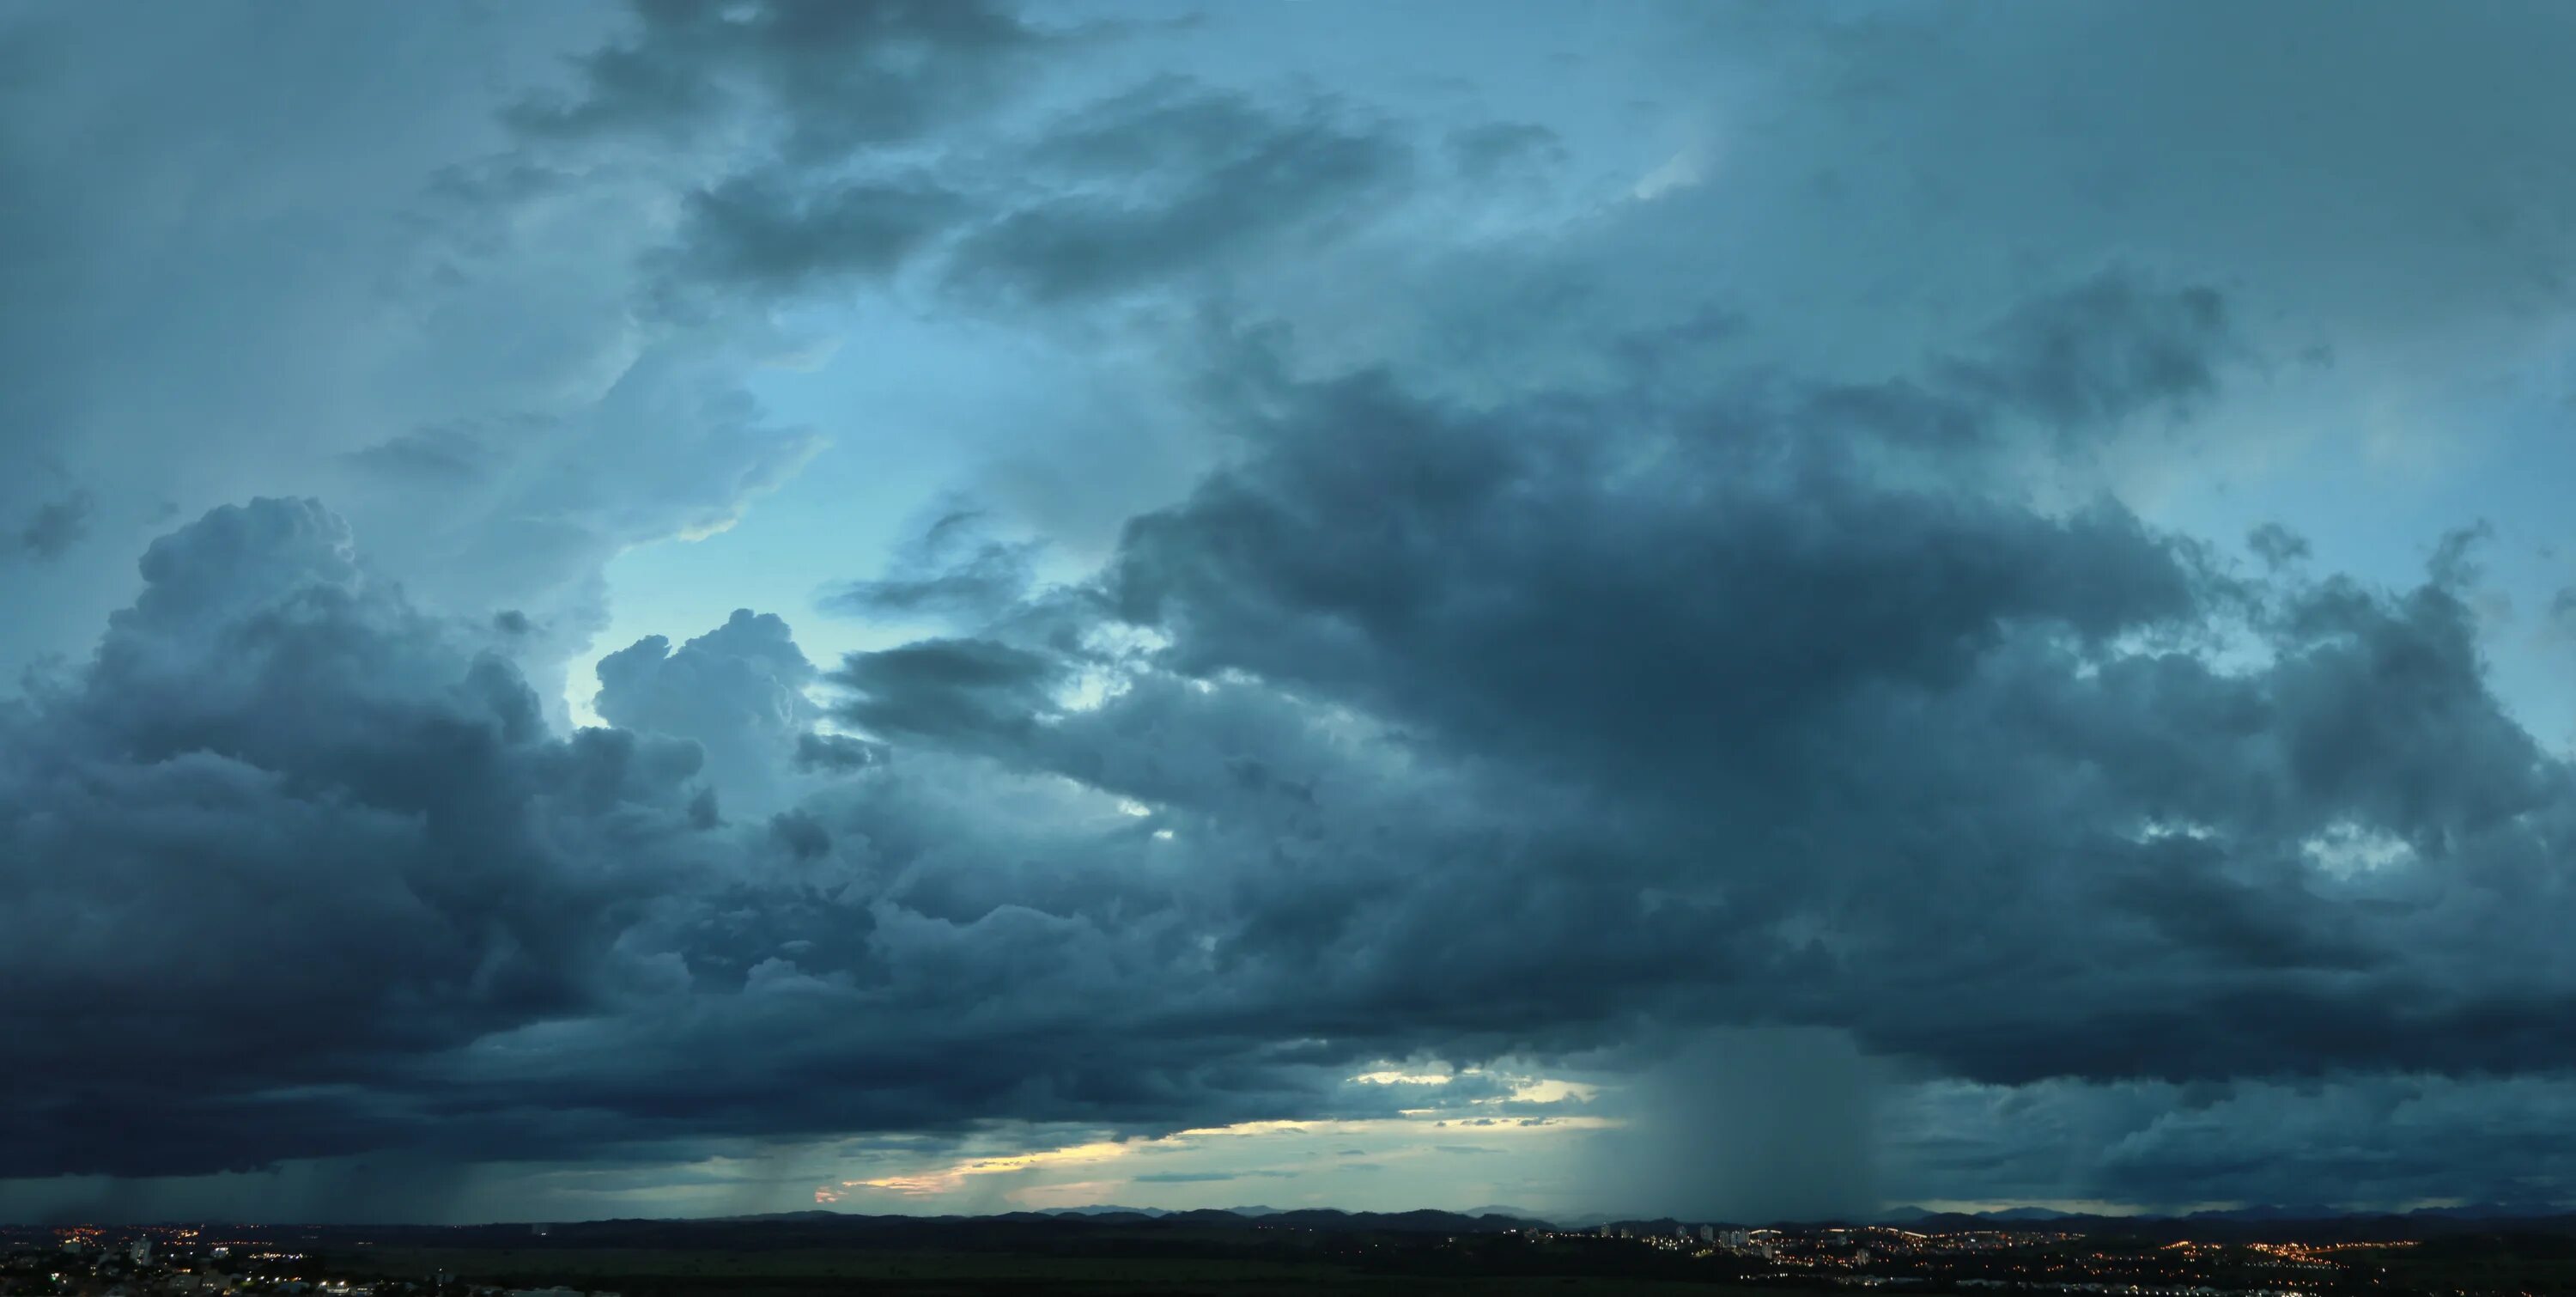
686,1202,2576,1236
35,1201,2574,1237
1877,1206,2077,1224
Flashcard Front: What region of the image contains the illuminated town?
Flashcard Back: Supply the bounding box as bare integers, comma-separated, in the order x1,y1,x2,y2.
1484,1222,2438,1295
0,1225,615,1297
0,1214,2530,1297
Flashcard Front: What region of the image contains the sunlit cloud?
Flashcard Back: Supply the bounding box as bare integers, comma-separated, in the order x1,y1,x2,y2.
1350,1069,1453,1086
842,1141,1132,1196
1502,1078,1599,1105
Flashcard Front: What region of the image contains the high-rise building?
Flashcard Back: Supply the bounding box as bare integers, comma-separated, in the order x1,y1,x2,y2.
130,1237,153,1264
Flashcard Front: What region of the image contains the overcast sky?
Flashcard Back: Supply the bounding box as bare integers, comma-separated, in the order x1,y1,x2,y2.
7,0,2576,1225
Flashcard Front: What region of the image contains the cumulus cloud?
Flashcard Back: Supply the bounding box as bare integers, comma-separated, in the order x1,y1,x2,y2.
24,271,2574,1203
15,0,2576,1221
0,499,719,1177
0,0,842,727
593,606,822,813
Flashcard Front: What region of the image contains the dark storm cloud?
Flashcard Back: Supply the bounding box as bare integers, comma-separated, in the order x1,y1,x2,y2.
0,499,719,1176
1790,272,2242,460
1884,1072,2576,1209
644,75,1419,306
0,500,1428,1178
2075,1076,2576,1209
949,79,1414,302
510,0,1052,160
831,637,1065,744
661,174,968,292
1108,352,2207,791
18,0,2576,1218
826,508,1042,624
803,301,2576,1097
1936,272,2236,435
793,730,885,773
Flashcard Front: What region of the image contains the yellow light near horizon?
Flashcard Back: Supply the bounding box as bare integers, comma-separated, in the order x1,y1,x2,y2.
844,1140,1133,1193
826,1111,1620,1202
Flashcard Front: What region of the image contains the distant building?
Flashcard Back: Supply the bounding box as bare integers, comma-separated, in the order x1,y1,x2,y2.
131,1237,154,1264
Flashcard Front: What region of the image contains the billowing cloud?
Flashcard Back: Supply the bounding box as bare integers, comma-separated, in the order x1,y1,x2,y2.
13,271,2576,1210
10,0,2576,1223
0,500,719,1178
594,606,821,812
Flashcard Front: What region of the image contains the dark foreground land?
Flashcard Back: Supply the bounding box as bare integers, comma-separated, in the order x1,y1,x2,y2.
345,1246,1753,1295
12,1209,2576,1297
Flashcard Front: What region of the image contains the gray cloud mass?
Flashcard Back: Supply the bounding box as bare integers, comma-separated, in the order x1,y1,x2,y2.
5,0,2576,1221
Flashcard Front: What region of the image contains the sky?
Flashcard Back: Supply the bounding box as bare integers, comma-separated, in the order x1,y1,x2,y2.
5,0,2576,1226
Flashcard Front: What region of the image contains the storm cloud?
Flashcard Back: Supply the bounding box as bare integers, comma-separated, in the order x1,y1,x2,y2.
7,0,2576,1221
